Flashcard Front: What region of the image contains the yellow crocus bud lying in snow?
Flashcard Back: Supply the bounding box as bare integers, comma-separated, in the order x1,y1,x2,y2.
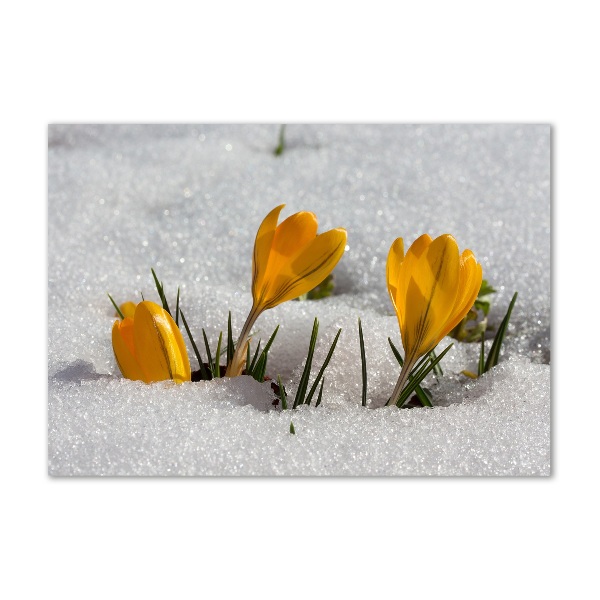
112,300,191,384
118,301,137,319
386,233,482,405
225,204,347,377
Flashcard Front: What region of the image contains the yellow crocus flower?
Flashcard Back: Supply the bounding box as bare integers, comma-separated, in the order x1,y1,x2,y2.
112,300,191,384
225,204,347,377
386,233,482,405
118,301,137,319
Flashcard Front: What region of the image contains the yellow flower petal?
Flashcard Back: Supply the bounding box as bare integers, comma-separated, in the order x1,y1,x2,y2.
386,237,405,318
133,301,191,383
112,318,147,381
394,233,433,316
261,228,347,309
251,205,347,311
252,204,285,305
442,249,483,338
266,211,319,273
119,301,137,319
461,370,478,379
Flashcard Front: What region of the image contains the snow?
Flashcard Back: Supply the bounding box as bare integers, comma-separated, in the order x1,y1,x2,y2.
48,124,550,476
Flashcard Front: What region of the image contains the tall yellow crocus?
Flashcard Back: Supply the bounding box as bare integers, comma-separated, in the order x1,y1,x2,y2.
386,234,482,406
112,300,191,384
225,204,347,377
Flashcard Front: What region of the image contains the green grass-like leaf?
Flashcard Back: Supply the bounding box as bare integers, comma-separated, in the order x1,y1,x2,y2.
479,280,497,297
289,421,295,434
478,331,485,377
277,375,288,410
293,318,319,408
175,287,180,326
248,341,262,375
151,268,171,315
180,310,211,380
277,322,339,411
387,338,403,366
358,318,367,407
429,349,443,378
227,311,234,365
274,124,286,156
304,328,342,406
484,291,518,372
315,378,325,407
202,328,214,374
214,332,223,378
385,350,433,407
107,293,124,319
387,338,434,408
397,343,453,407
246,341,251,377
250,325,280,382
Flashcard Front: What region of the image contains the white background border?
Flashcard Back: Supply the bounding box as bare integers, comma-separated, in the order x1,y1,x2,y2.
3,1,593,598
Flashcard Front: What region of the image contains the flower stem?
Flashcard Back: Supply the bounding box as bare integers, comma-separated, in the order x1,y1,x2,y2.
387,357,417,407
225,307,260,377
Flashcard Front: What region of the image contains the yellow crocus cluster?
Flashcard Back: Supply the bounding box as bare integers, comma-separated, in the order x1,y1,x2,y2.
110,204,483,412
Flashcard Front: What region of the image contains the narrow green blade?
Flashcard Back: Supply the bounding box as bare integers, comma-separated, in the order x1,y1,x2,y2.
252,354,268,382
261,325,280,358
248,341,262,375
289,421,295,435
478,332,485,377
214,331,223,378
227,311,235,365
274,124,286,156
202,328,214,374
180,310,210,380
388,337,404,366
416,387,434,407
397,343,453,407
277,375,287,410
358,318,367,407
151,268,171,315
484,292,518,372
387,338,433,407
315,378,325,407
252,325,280,382
304,328,342,406
175,287,180,326
107,293,124,319
429,349,443,377
293,318,319,408
407,349,444,387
